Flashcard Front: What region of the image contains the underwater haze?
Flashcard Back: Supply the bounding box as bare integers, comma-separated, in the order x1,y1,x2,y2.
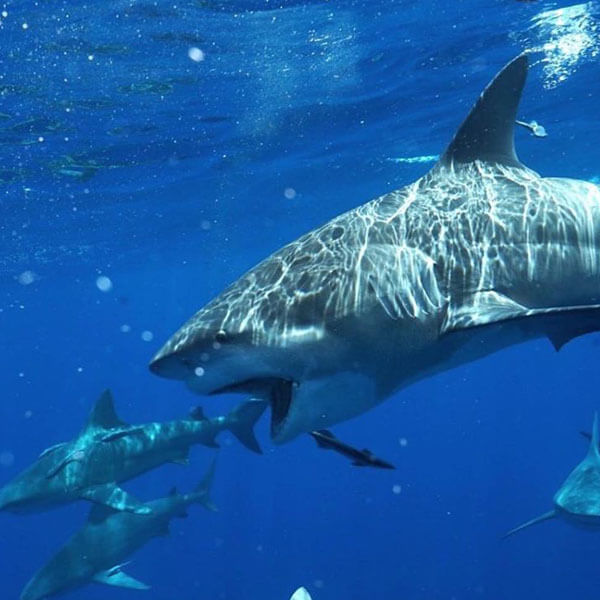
2,0,600,599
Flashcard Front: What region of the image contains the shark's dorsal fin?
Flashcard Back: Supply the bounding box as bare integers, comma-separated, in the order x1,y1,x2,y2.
85,389,128,431
440,54,528,167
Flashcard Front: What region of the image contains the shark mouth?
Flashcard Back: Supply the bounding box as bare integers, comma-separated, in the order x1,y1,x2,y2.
211,377,294,438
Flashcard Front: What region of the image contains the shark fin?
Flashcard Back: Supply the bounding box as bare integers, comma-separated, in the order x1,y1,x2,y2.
38,442,68,459
586,412,600,461
290,587,313,600
191,458,218,512
440,54,527,167
94,564,150,590
580,430,592,442
227,399,268,454
80,483,152,515
100,427,144,443
442,291,600,336
85,389,128,431
546,318,600,351
502,510,556,538
190,406,208,421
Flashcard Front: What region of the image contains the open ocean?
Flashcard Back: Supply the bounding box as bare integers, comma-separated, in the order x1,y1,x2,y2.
1,1,600,599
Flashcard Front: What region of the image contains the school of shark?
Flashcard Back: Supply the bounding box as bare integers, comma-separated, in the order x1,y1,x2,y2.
3,53,600,599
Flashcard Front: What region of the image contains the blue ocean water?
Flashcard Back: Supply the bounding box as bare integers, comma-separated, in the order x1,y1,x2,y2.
1,0,600,598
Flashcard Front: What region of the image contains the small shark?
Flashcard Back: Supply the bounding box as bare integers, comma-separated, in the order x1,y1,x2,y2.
310,429,395,469
503,414,600,538
20,460,217,600
149,55,600,444
0,390,265,514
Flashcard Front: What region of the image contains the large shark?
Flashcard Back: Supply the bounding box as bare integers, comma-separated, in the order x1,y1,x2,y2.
503,414,600,537
20,461,217,600
150,54,600,443
0,390,265,514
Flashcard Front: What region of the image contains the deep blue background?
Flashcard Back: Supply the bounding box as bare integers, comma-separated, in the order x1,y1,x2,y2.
1,1,600,598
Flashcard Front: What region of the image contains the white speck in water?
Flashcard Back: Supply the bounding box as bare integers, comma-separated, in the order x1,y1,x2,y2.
18,372,24,378
38,136,44,143
194,366,205,377
256,544,263,552
284,187,297,199
120,324,131,333
17,270,36,285
399,437,408,447
24,410,33,419
0,451,15,467
141,330,154,342
87,54,94,61
77,367,83,373
21,22,28,29
392,484,402,495
95,275,113,292
2,11,8,18
188,47,205,62
200,220,211,231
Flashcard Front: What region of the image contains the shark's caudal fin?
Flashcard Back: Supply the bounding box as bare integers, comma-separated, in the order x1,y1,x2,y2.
440,54,528,168
84,389,128,432
190,458,218,512
290,587,313,600
502,510,556,539
227,399,268,454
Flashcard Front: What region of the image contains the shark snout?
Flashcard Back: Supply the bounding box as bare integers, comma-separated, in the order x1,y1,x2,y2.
149,350,193,380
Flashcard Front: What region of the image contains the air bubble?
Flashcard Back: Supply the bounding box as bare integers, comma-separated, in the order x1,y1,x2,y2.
141,330,154,342
392,484,402,495
284,187,296,199
188,47,205,62
95,275,113,292
194,366,205,377
17,270,36,285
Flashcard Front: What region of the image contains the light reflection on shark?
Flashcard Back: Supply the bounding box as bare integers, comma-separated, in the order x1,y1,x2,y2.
150,55,600,444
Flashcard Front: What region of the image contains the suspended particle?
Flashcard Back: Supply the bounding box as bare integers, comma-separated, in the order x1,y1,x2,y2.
141,330,154,342
188,47,205,62
95,275,113,292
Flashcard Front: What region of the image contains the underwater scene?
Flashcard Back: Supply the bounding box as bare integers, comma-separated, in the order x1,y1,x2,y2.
1,0,600,598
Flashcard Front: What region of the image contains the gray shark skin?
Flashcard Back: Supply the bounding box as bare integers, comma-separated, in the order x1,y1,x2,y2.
150,54,600,444
0,390,265,514
504,414,600,538
20,460,217,600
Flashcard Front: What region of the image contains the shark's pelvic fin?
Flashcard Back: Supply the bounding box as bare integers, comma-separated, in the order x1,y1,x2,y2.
290,587,313,600
80,483,152,515
227,399,268,454
587,412,600,461
84,389,128,432
192,457,218,512
440,54,527,167
502,510,556,539
93,563,150,590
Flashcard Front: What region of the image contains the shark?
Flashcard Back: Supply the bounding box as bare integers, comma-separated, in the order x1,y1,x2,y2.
149,54,600,444
0,390,265,514
503,414,600,538
19,460,217,600
290,588,313,600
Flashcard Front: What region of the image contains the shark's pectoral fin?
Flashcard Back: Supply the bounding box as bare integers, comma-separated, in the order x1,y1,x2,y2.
502,510,556,539
38,442,68,459
442,291,600,340
100,427,144,443
441,291,530,334
80,483,152,515
94,564,150,590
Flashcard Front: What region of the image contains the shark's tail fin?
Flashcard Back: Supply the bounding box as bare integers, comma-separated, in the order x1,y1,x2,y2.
190,458,218,512
501,510,556,539
290,587,313,600
227,399,267,454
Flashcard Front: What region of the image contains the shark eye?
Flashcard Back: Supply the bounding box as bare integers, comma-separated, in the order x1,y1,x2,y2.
215,330,228,344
